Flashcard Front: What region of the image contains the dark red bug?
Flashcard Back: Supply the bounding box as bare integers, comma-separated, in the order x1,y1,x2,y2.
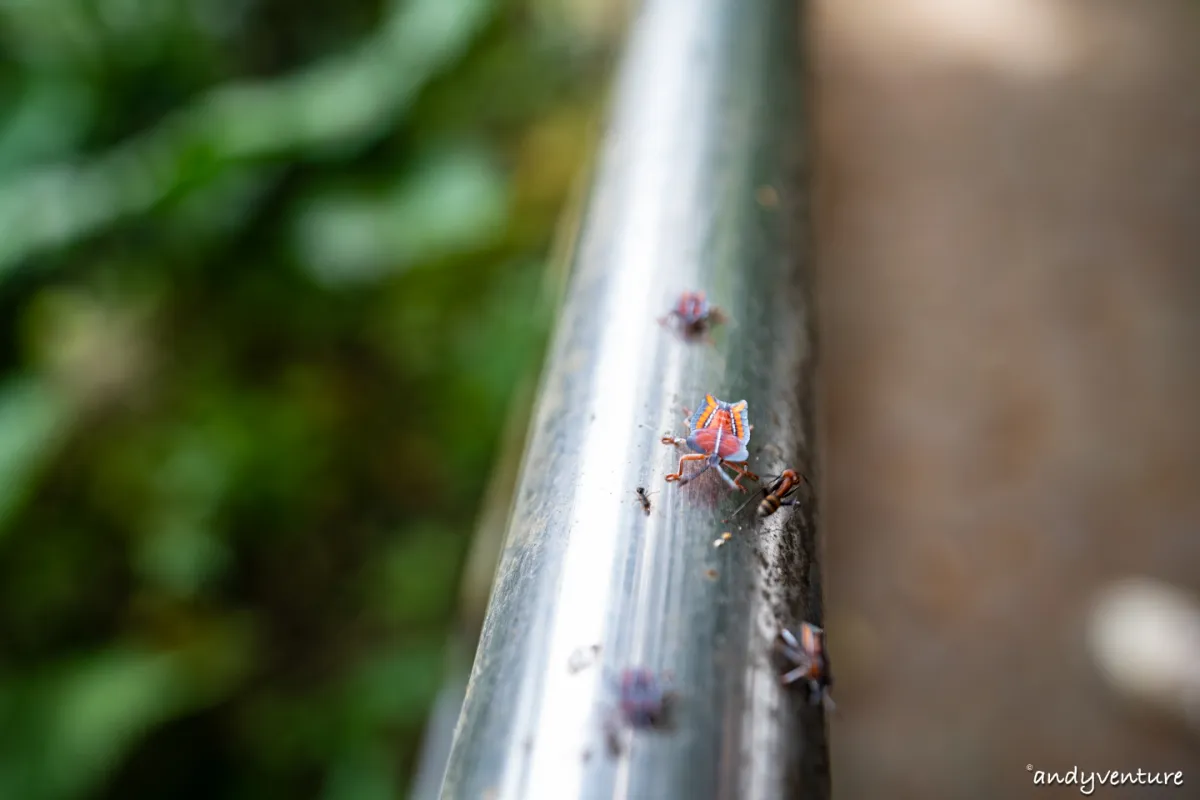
617,668,672,727
778,623,834,710
658,291,728,343
604,668,675,756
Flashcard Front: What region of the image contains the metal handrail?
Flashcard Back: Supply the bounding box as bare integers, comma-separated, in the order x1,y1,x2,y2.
438,0,824,796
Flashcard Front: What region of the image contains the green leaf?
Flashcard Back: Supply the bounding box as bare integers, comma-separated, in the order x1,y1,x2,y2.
0,650,187,800
321,744,398,800
0,377,71,536
0,633,253,800
294,146,508,286
0,0,498,281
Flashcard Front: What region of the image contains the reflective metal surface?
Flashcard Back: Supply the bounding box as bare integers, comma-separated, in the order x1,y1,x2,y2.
439,0,823,796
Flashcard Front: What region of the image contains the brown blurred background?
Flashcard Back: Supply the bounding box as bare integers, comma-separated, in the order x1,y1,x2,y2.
813,0,1200,797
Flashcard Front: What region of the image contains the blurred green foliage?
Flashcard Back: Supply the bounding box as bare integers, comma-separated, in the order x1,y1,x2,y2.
0,0,617,796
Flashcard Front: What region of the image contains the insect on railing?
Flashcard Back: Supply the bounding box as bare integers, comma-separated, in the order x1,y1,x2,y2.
435,0,827,797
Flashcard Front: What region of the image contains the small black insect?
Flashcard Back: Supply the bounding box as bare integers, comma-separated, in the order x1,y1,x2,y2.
634,486,655,516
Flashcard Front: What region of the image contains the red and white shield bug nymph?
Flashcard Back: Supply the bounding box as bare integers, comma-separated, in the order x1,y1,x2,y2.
778,623,834,710
658,291,728,343
661,394,760,492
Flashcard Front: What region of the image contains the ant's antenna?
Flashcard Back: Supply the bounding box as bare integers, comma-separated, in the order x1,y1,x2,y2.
724,484,769,521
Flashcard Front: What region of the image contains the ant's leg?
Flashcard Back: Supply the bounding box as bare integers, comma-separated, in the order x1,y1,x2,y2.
664,454,705,482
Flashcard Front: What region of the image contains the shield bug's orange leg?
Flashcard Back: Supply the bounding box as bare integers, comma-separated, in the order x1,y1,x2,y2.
724,462,760,489
665,453,706,482
739,464,760,482
725,461,759,482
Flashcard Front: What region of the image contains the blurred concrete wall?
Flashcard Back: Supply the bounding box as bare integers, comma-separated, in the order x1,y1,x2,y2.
812,1,1200,797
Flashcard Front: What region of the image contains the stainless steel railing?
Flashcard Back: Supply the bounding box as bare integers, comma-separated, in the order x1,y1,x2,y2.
438,0,825,796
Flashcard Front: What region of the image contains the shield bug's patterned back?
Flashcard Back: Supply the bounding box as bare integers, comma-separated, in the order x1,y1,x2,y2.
686,394,751,460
